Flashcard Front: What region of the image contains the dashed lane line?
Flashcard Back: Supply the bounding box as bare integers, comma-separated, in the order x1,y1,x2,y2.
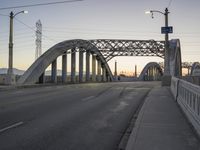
0,121,24,133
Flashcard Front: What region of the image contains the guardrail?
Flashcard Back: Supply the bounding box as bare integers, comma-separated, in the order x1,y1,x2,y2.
181,76,200,86
171,77,200,136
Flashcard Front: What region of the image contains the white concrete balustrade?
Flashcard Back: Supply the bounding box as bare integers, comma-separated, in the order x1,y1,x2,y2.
171,77,200,136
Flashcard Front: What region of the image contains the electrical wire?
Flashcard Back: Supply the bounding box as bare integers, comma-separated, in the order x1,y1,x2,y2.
0,0,83,10
14,17,57,42
167,0,173,8
0,13,8,17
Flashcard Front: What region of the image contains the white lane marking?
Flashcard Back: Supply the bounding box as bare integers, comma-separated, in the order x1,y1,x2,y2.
0,121,24,133
81,96,95,101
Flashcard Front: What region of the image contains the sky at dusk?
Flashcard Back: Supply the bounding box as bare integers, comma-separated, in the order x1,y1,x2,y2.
0,0,200,75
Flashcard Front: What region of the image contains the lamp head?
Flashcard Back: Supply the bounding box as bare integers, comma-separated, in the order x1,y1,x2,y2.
145,11,151,14
145,10,154,18
23,10,28,14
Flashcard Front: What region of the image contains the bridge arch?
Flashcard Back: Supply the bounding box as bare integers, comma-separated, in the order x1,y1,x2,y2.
138,62,163,81
17,39,113,85
169,39,182,76
191,62,200,76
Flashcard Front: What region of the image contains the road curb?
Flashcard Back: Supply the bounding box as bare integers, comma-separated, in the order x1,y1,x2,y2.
125,89,151,150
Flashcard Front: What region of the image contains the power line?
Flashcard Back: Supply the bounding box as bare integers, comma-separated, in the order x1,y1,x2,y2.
14,17,57,42
0,0,83,10
167,0,173,8
0,13,8,17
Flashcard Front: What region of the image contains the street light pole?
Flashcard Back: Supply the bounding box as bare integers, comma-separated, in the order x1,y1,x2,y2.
164,8,170,75
145,8,171,85
8,11,14,75
6,11,28,85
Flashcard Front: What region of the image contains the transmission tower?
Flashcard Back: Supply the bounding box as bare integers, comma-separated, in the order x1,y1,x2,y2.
35,20,42,60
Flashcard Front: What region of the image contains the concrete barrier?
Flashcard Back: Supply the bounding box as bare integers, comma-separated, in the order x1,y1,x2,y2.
171,77,200,136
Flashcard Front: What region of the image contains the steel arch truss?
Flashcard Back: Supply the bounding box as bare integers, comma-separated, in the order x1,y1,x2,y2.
89,39,165,61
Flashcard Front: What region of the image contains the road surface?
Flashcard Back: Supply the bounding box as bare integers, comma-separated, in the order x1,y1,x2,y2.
0,82,160,150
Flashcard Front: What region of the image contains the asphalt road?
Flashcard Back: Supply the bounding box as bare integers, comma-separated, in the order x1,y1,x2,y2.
0,82,160,150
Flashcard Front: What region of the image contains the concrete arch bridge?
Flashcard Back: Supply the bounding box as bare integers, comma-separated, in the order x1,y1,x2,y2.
138,62,163,81
17,39,182,85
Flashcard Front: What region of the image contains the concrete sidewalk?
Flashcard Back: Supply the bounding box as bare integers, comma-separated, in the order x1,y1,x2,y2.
126,87,200,150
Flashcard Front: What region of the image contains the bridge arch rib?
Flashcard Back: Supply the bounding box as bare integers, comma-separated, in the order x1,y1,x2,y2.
17,39,113,85
138,62,163,81
169,39,182,76
191,62,200,76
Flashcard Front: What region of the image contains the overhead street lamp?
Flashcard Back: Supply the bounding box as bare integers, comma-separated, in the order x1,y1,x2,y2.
7,10,28,84
146,8,172,85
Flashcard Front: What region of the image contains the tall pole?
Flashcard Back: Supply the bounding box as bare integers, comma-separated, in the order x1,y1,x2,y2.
164,8,170,75
114,60,117,80
6,11,27,85
135,65,137,77
8,11,14,75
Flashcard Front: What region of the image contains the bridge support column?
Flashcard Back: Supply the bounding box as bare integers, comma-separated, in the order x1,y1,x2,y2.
62,53,67,83
39,72,45,84
51,59,57,83
155,68,158,80
153,68,156,80
97,60,101,82
71,49,76,83
147,69,149,81
86,51,90,82
114,61,117,81
79,50,83,83
150,67,153,81
102,67,106,82
92,55,96,82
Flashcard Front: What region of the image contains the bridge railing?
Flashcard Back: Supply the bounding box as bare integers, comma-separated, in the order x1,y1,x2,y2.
180,76,200,86
171,77,200,136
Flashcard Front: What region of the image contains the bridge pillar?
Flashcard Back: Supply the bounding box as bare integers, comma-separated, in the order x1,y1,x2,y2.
79,50,83,83
62,52,67,83
51,59,57,83
151,67,153,81
153,67,155,80
149,68,151,81
97,60,101,82
102,67,106,82
92,55,96,82
39,72,45,84
114,61,118,81
86,51,90,82
71,49,76,83
147,69,150,81
155,68,158,80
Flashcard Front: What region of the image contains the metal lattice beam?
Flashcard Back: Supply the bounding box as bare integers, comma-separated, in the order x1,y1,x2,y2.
89,39,165,61
159,62,198,69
